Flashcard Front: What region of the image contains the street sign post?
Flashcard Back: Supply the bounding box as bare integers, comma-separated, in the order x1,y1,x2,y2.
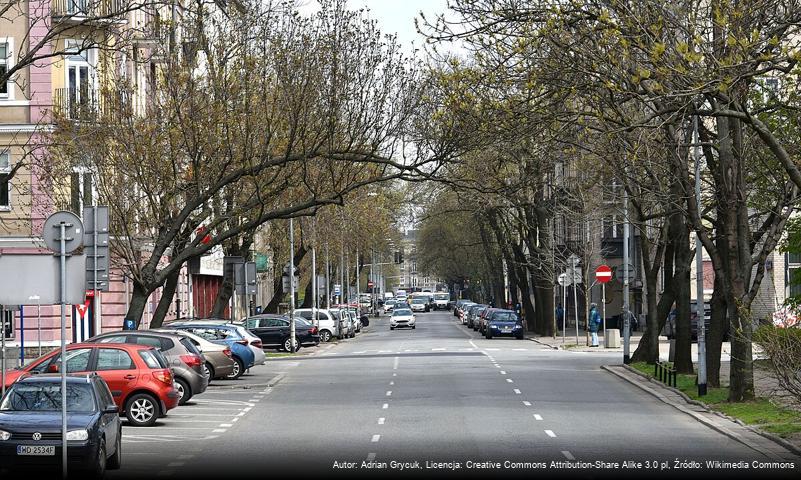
596,265,612,339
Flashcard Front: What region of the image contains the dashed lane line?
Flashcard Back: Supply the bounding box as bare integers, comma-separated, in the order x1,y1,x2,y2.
378,418,385,425
386,391,392,396
506,379,514,383
562,451,575,460
513,389,522,395
367,453,377,461
382,403,389,409
500,371,507,374
545,430,557,438
371,435,381,443
522,401,532,406
534,414,543,421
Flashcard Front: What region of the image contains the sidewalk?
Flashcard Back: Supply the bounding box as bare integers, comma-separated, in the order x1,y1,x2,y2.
528,328,642,353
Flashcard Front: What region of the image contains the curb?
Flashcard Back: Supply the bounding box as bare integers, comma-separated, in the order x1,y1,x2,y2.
207,372,286,390
602,364,801,459
526,336,560,350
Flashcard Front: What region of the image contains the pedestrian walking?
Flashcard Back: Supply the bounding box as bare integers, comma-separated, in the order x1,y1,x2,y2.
556,304,564,325
588,303,601,347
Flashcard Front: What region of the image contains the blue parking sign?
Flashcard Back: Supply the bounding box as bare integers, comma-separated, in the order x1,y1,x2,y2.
123,318,136,330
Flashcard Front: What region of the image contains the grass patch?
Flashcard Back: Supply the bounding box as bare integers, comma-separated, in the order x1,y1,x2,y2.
629,362,801,438
266,352,296,358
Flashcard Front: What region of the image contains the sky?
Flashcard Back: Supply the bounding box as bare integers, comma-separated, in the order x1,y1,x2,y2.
297,0,453,56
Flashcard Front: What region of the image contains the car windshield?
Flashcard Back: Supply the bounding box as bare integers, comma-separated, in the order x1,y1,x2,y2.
435,294,449,300
394,309,412,316
0,383,96,412
412,299,426,304
294,318,312,327
491,312,519,322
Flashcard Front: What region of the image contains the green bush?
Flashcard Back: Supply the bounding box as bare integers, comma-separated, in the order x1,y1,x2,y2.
753,325,801,405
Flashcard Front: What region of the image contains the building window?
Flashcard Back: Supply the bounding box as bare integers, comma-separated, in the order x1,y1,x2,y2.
70,168,95,215
2,308,13,340
0,39,14,99
0,151,11,210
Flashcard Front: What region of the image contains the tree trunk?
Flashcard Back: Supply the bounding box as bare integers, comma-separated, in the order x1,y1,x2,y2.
632,241,675,363
300,277,314,308
707,274,726,388
264,245,308,314
128,281,150,328
671,207,694,374
150,269,180,328
211,273,235,318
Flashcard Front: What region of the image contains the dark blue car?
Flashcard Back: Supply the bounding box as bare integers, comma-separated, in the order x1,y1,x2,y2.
484,310,525,340
163,323,256,379
0,373,122,476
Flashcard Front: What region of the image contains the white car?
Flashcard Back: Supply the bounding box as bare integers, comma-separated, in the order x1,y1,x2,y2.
410,298,428,312
433,292,450,310
294,308,345,342
383,300,396,314
234,325,267,366
390,307,416,330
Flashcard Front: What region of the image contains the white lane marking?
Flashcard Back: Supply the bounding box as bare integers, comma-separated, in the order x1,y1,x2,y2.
382,403,389,409
500,371,507,374
353,351,366,354
371,435,381,443
232,418,239,423
534,414,543,421
486,348,500,351
562,451,575,460
219,423,233,427
392,373,397,377
386,391,392,396
379,350,392,353
545,430,556,438
167,462,185,467
514,389,521,394
495,365,501,369
212,429,227,433
243,407,252,412
236,412,246,417
393,357,399,370
378,418,385,425
167,414,234,417
367,453,376,461
506,379,514,383
522,401,532,406
432,348,446,351
513,348,527,351
249,399,260,403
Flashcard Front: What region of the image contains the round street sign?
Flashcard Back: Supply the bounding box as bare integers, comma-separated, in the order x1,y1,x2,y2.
368,281,374,288
557,273,572,287
42,211,84,254
596,265,612,284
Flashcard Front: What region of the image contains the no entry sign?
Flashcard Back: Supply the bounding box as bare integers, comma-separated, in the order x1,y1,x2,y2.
596,265,612,283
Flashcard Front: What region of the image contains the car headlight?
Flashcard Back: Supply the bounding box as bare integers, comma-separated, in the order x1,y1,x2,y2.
491,324,500,329
0,429,11,441
66,429,89,441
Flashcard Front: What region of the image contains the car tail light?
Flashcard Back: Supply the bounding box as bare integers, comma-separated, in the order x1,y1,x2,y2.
180,354,202,368
236,339,249,346
222,348,232,358
251,339,263,348
153,369,173,386
309,327,318,335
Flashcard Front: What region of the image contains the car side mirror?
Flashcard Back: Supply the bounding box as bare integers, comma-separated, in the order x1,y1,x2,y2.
104,405,119,414
47,363,60,373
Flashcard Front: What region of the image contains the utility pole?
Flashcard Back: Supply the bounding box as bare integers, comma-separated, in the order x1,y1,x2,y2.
572,255,579,345
694,112,707,396
312,221,318,328
623,177,631,364
289,218,297,352
325,242,330,309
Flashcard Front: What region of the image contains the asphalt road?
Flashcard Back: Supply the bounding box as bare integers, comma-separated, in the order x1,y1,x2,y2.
108,311,800,479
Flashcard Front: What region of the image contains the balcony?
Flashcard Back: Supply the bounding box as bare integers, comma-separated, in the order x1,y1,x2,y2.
51,0,129,23
53,87,132,122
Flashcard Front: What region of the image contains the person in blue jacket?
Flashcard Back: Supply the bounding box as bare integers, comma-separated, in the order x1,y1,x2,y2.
588,303,601,347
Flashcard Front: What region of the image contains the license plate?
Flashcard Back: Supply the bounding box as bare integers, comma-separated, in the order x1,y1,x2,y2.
503,327,511,331
17,445,55,456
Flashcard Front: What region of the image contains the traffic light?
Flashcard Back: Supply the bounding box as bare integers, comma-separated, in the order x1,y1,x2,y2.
398,251,404,264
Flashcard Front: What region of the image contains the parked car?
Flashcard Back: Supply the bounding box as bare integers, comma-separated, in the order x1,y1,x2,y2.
86,330,208,405
150,328,236,381
454,299,473,318
168,318,267,367
383,299,397,314
0,373,122,475
410,297,429,313
662,302,728,340
162,323,256,379
2,343,179,427
390,308,416,330
460,302,476,325
466,304,486,329
240,314,320,351
294,308,345,342
484,310,525,340
477,307,500,334
335,308,356,338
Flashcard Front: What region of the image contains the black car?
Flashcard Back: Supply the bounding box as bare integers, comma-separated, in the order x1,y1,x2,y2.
0,373,122,477
240,314,321,352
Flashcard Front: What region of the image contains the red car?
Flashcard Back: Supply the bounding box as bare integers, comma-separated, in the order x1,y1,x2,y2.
3,343,179,427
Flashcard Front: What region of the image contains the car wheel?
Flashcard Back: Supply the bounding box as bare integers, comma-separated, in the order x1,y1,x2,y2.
226,357,245,380
89,438,107,479
107,430,122,470
203,362,215,380
486,329,492,339
412,325,416,329
320,330,332,343
390,327,395,330
283,337,301,352
125,393,160,427
516,333,524,340
175,378,191,405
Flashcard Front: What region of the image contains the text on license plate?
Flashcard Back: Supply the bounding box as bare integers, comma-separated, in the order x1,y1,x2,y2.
17,445,55,456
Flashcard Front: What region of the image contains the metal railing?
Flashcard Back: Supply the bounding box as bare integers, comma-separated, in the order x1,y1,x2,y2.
51,0,128,19
654,361,677,388
53,87,134,121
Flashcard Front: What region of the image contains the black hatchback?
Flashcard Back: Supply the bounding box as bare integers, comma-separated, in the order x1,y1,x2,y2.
0,373,122,477
240,314,321,352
